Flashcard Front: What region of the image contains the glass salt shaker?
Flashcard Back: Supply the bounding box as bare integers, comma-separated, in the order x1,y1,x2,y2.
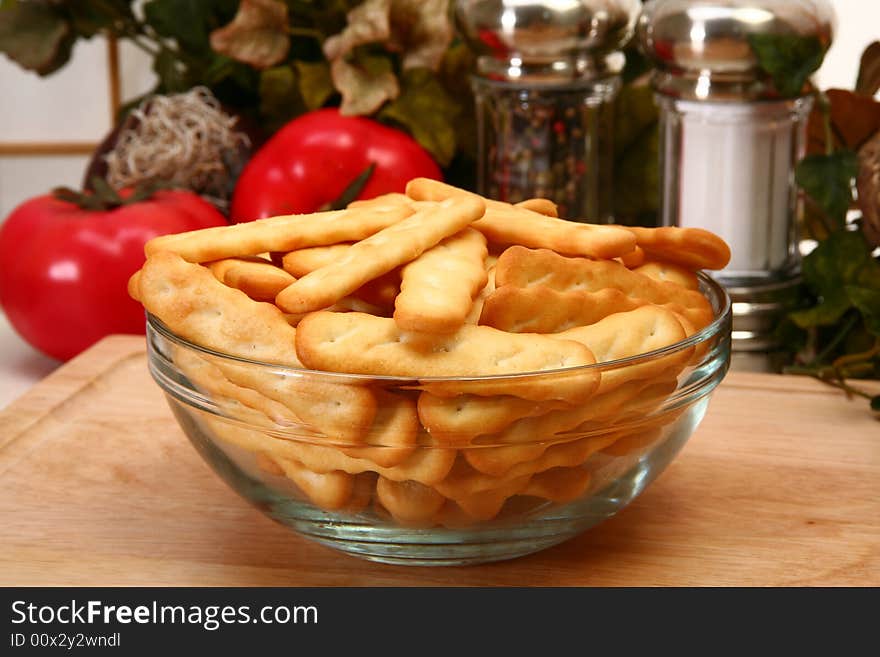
638,0,834,366
455,0,641,221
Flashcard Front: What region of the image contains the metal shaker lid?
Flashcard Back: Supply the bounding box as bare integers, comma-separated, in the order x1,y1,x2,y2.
455,0,641,83
638,0,835,100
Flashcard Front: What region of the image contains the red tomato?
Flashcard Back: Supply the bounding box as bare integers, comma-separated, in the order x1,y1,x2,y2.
0,189,227,361
230,108,442,221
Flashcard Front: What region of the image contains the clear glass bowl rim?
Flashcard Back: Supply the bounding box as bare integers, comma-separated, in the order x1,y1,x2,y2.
147,271,731,384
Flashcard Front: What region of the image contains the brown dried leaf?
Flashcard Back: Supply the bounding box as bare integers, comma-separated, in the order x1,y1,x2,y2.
332,51,399,116
807,89,880,155
323,0,391,63
857,131,880,249
857,42,880,97
209,0,290,70
389,0,453,71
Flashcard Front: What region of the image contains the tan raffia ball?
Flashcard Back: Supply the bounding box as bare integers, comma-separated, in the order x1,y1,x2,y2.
103,87,250,210
857,130,880,249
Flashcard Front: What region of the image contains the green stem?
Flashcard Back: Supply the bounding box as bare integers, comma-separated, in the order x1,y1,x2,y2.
810,313,859,366
288,26,324,41
832,339,880,370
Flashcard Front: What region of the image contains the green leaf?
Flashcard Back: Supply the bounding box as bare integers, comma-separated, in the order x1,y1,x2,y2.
379,67,457,167
324,163,376,211
209,0,290,70
259,65,305,131
153,48,189,92
0,1,74,76
791,230,880,330
293,60,334,110
143,0,212,53
63,0,134,39
748,34,826,98
613,84,660,221
795,151,858,226
846,286,880,337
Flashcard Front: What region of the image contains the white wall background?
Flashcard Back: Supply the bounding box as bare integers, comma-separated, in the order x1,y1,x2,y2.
0,0,877,222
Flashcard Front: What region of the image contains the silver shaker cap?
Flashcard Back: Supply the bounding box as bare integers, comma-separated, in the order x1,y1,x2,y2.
638,0,835,100
455,0,641,83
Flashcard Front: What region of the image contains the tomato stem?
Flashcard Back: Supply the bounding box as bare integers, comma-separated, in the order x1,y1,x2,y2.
52,177,172,211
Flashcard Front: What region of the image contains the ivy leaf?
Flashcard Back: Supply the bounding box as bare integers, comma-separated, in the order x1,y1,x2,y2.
210,0,290,70
846,286,880,337
293,60,335,110
379,67,458,167
856,41,880,97
0,1,74,76
791,230,880,329
795,151,858,226
748,34,826,98
259,65,305,131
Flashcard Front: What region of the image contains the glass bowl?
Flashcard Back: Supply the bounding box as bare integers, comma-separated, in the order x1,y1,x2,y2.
147,274,731,566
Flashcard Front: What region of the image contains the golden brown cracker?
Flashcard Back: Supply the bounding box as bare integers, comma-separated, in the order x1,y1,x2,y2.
207,256,296,302
276,195,486,314
136,252,377,442
417,392,567,446
495,246,714,330
394,228,488,334
296,311,598,403
634,260,700,291
376,477,446,525
480,284,643,333
405,178,636,259
515,198,558,217
145,204,411,262
624,225,731,271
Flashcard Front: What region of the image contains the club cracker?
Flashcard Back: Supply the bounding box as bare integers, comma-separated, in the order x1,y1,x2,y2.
275,195,486,314
207,256,296,301
624,225,731,271
480,284,644,333
405,177,636,259
495,246,714,330
135,251,377,442
295,311,599,403
144,204,412,262
633,260,700,291
394,227,488,333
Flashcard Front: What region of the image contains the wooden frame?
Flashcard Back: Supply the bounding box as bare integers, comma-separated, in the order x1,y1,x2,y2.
0,37,121,158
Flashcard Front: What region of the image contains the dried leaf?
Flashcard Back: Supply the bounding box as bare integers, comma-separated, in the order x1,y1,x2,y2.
857,131,880,249
808,89,880,155
210,0,290,70
323,0,391,63
322,0,453,116
856,41,880,97
388,0,453,71
332,50,399,116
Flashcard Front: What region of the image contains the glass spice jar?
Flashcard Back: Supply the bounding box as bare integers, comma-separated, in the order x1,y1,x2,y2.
455,0,641,222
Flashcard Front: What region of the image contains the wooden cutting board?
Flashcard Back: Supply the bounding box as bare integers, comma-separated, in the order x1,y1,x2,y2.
1,335,877,586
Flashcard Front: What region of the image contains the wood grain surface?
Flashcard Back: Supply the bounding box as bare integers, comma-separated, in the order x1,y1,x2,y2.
1,335,877,587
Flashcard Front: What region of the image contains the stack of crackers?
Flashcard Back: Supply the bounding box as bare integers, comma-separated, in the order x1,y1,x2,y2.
130,178,730,526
